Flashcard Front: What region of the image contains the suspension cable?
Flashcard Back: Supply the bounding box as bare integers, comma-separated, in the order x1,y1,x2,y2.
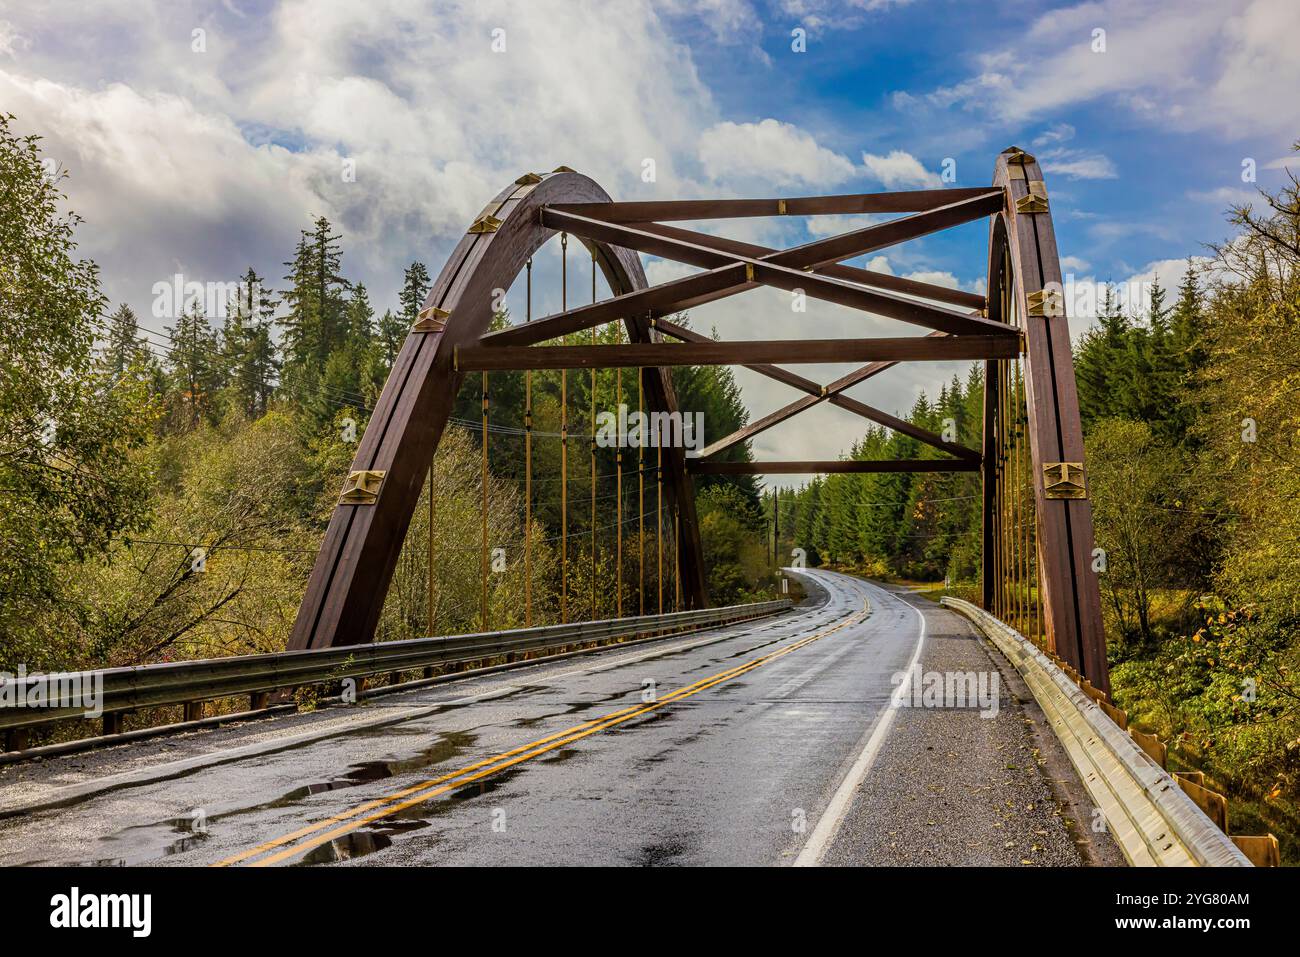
524,257,533,627
560,232,569,624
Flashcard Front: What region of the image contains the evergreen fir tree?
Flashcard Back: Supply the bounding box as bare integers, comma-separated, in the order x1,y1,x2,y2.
280,217,351,420
103,303,142,378
377,308,406,368
400,261,431,324
165,302,220,430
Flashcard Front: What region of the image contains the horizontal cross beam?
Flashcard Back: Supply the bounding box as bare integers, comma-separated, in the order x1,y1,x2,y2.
456,335,1020,371
548,187,1001,222
687,459,981,475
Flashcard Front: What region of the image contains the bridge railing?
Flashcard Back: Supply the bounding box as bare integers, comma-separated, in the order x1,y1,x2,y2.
942,598,1279,866
0,599,792,754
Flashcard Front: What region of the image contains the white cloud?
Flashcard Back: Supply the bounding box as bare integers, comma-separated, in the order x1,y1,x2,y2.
2,0,721,319
0,19,29,57
698,118,857,188
0,72,325,319
803,213,881,237
1032,123,1076,147
911,0,1300,141
776,0,917,32
659,0,759,42
1038,147,1117,180
1187,185,1258,207
0,0,987,477
860,149,941,189
901,269,960,289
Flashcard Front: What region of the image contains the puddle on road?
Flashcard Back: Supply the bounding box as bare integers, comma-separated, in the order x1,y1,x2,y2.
510,687,636,729
298,830,392,865
289,766,533,865
78,730,479,866
723,634,788,658
296,820,431,866
260,730,479,806
539,747,580,764
632,837,689,866
610,708,678,732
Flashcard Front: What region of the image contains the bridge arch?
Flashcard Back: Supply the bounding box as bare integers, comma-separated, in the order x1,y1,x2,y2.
984,148,1108,692
288,169,707,652
289,150,1109,696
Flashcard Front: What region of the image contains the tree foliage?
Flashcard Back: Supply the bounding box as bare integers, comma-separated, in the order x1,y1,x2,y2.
0,113,157,670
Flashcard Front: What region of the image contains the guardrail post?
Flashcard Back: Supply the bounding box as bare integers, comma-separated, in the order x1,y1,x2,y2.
103,713,123,735
183,701,204,723
3,729,29,753
250,692,270,710
1232,834,1280,867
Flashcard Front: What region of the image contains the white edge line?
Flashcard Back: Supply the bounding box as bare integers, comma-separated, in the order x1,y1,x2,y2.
793,583,927,867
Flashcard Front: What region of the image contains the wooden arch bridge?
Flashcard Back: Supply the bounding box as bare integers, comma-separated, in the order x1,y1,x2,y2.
288,146,1110,695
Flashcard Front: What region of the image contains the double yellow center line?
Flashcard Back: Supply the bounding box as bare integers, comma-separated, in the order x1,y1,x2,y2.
217,601,868,867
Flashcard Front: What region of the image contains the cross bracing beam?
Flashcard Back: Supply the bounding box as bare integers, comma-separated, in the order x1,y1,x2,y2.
482,190,1007,348
653,320,975,460
456,335,1021,371
626,221,986,312
687,459,981,475
539,209,1008,338
699,359,980,462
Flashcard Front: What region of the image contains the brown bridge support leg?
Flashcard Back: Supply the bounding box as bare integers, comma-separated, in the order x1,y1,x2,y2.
288,171,707,652
987,147,1109,694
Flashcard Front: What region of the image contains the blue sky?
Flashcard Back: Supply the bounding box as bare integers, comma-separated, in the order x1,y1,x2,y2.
672,0,1295,288
1,0,1296,469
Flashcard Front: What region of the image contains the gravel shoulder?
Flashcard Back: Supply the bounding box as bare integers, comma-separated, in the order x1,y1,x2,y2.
820,587,1124,867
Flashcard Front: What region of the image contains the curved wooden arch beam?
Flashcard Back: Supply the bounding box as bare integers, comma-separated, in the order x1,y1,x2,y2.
990,147,1109,694
289,171,706,651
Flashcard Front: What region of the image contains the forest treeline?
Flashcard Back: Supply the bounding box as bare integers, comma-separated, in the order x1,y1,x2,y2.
778,146,1300,848
0,113,777,685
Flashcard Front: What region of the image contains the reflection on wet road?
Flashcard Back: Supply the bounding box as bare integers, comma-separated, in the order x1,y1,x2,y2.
0,570,929,867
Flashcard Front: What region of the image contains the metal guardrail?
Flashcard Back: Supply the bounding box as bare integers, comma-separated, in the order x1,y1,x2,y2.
0,600,793,739
942,597,1252,867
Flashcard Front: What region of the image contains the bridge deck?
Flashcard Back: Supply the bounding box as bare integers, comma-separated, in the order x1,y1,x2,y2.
0,571,1116,867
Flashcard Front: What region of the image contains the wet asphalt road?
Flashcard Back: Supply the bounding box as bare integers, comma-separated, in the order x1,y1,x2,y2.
0,570,1113,866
